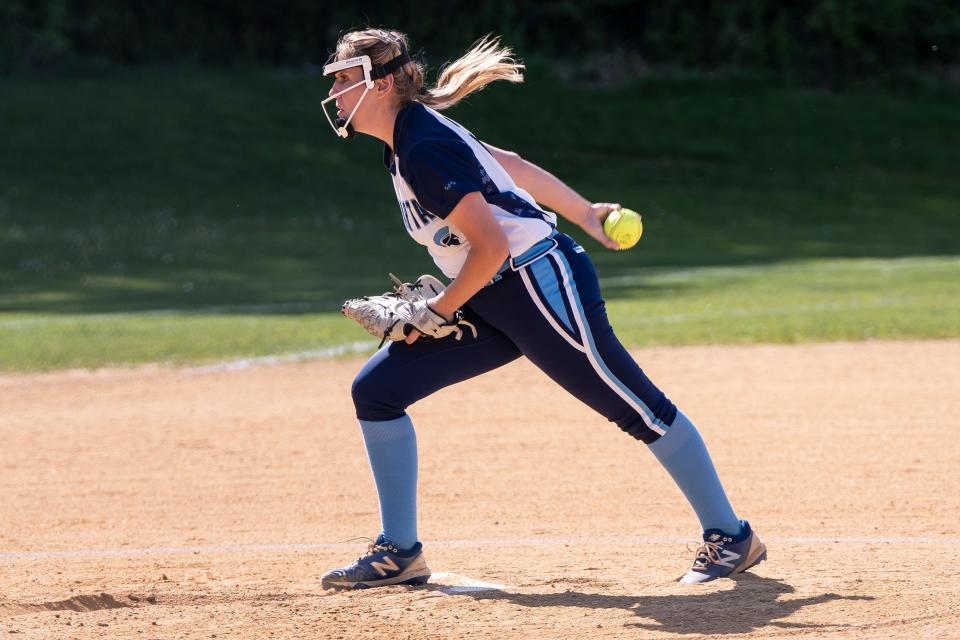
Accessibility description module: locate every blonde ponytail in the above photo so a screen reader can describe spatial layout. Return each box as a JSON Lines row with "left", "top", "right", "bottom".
{"left": 332, "top": 30, "right": 523, "bottom": 111}
{"left": 420, "top": 36, "right": 524, "bottom": 110}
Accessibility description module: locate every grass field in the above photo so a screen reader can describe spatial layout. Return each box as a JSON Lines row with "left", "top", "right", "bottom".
{"left": 1, "top": 64, "right": 958, "bottom": 371}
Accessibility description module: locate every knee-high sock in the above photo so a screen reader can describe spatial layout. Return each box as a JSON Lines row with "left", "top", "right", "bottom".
{"left": 358, "top": 415, "right": 418, "bottom": 550}
{"left": 648, "top": 410, "right": 742, "bottom": 535}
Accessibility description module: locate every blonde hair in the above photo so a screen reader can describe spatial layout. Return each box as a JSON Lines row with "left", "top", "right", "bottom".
{"left": 332, "top": 29, "right": 523, "bottom": 110}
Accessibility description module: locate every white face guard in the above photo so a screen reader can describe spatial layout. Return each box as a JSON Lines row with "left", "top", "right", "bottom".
{"left": 321, "top": 56, "right": 374, "bottom": 139}
{"left": 322, "top": 46, "right": 411, "bottom": 139}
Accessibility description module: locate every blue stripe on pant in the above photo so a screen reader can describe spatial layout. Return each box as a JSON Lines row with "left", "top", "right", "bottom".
{"left": 351, "top": 232, "right": 676, "bottom": 443}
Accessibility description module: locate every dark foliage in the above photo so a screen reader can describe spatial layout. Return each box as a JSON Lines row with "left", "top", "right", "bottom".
{"left": 2, "top": 0, "right": 958, "bottom": 84}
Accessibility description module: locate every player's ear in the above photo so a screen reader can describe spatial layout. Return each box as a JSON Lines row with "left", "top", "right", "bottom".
{"left": 376, "top": 76, "right": 394, "bottom": 95}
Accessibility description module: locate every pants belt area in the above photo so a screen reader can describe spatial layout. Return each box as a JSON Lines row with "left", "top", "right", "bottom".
{"left": 486, "top": 231, "right": 559, "bottom": 287}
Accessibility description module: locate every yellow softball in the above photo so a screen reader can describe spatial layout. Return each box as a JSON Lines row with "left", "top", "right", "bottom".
{"left": 602, "top": 208, "right": 643, "bottom": 250}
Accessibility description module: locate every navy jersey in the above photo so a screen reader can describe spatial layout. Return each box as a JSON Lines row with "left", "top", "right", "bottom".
{"left": 384, "top": 102, "right": 557, "bottom": 278}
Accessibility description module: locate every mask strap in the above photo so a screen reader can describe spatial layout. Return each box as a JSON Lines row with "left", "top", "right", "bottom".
{"left": 371, "top": 44, "right": 411, "bottom": 80}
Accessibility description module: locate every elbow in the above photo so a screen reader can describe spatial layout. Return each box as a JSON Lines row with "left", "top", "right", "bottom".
{"left": 489, "top": 229, "right": 510, "bottom": 264}
{"left": 502, "top": 148, "right": 522, "bottom": 165}
{"left": 491, "top": 146, "right": 524, "bottom": 176}
{"left": 484, "top": 142, "right": 522, "bottom": 169}
{"left": 501, "top": 150, "right": 524, "bottom": 177}
{"left": 497, "top": 239, "right": 510, "bottom": 264}
{"left": 478, "top": 227, "right": 510, "bottom": 265}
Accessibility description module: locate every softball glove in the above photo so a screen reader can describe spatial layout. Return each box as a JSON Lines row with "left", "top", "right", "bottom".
{"left": 342, "top": 274, "right": 478, "bottom": 347}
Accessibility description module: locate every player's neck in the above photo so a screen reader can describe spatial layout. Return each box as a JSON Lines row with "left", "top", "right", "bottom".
{"left": 363, "top": 102, "right": 403, "bottom": 151}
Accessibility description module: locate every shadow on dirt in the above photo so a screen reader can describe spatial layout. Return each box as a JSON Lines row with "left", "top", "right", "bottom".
{"left": 430, "top": 573, "right": 874, "bottom": 635}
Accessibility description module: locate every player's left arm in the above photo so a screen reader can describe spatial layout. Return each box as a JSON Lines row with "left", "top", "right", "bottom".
{"left": 483, "top": 142, "right": 619, "bottom": 250}
{"left": 405, "top": 191, "right": 508, "bottom": 344}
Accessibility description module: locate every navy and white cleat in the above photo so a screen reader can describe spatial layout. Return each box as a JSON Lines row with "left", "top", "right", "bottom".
{"left": 680, "top": 520, "right": 767, "bottom": 584}
{"left": 321, "top": 536, "right": 431, "bottom": 590}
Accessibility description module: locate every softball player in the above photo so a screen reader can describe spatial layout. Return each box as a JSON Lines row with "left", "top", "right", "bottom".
{"left": 320, "top": 29, "right": 765, "bottom": 588}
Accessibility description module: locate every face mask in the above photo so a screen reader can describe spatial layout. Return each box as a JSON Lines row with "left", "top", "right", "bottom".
{"left": 322, "top": 47, "right": 411, "bottom": 139}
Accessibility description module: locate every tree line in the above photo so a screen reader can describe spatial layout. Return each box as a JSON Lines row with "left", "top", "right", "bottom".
{"left": 2, "top": 0, "right": 957, "bottom": 85}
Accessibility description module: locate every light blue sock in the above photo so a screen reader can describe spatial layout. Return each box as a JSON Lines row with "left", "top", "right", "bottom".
{"left": 358, "top": 415, "right": 418, "bottom": 550}
{"left": 648, "top": 410, "right": 742, "bottom": 535}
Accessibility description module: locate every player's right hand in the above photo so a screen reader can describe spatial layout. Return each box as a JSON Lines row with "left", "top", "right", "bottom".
{"left": 579, "top": 202, "right": 622, "bottom": 250}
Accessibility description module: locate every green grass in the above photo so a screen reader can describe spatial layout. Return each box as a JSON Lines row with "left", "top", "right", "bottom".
{"left": 3, "top": 256, "right": 956, "bottom": 371}
{"left": 0, "top": 311, "right": 360, "bottom": 371}
{"left": 605, "top": 256, "right": 960, "bottom": 345}
{"left": 1, "top": 64, "right": 958, "bottom": 371}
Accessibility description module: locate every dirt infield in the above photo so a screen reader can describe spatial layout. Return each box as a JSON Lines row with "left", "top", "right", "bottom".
{"left": 1, "top": 340, "right": 958, "bottom": 639}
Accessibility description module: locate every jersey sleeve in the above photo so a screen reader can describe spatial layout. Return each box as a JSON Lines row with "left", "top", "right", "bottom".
{"left": 401, "top": 139, "right": 490, "bottom": 218}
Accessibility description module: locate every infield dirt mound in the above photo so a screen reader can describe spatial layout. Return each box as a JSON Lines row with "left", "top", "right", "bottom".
{"left": 0, "top": 340, "right": 958, "bottom": 638}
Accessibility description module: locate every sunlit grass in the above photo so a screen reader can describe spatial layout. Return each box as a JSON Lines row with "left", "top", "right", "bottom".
{"left": 2, "top": 256, "right": 955, "bottom": 372}
{"left": 1, "top": 66, "right": 957, "bottom": 370}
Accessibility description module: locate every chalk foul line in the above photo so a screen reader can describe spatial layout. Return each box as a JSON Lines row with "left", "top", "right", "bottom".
{"left": 2, "top": 534, "right": 959, "bottom": 561}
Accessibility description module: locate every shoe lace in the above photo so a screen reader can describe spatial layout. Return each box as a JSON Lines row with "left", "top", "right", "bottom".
{"left": 338, "top": 536, "right": 396, "bottom": 561}
{"left": 687, "top": 540, "right": 724, "bottom": 570}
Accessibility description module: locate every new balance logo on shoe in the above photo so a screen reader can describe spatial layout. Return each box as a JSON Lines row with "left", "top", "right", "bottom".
{"left": 715, "top": 549, "right": 742, "bottom": 568}
{"left": 370, "top": 556, "right": 400, "bottom": 577}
